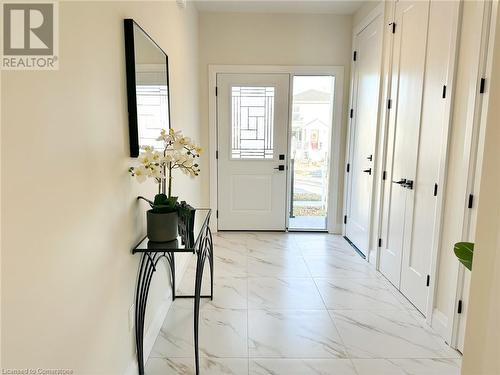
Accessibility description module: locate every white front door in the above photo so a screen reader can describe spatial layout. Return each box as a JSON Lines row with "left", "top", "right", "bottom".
{"left": 379, "top": 0, "right": 430, "bottom": 287}
{"left": 217, "top": 73, "right": 290, "bottom": 230}
{"left": 345, "top": 14, "right": 383, "bottom": 254}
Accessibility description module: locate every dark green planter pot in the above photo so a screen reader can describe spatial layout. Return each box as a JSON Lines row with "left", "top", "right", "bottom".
{"left": 147, "top": 210, "right": 178, "bottom": 242}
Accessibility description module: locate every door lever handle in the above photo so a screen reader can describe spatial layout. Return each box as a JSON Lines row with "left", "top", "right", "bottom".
{"left": 404, "top": 180, "right": 414, "bottom": 190}
{"left": 274, "top": 165, "right": 285, "bottom": 171}
{"left": 392, "top": 178, "right": 407, "bottom": 185}
{"left": 362, "top": 168, "right": 372, "bottom": 175}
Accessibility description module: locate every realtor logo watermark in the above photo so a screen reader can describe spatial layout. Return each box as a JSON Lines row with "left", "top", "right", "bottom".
{"left": 1, "top": 2, "right": 59, "bottom": 70}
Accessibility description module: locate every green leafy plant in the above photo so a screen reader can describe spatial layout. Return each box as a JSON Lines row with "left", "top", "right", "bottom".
{"left": 151, "top": 194, "right": 178, "bottom": 213}
{"left": 454, "top": 242, "right": 474, "bottom": 271}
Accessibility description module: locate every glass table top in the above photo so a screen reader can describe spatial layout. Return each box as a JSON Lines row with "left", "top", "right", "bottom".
{"left": 132, "top": 209, "right": 211, "bottom": 253}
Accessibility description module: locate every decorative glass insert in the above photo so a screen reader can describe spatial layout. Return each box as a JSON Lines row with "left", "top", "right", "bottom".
{"left": 231, "top": 86, "right": 275, "bottom": 159}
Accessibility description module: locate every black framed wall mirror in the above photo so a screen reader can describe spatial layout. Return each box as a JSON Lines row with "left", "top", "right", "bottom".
{"left": 124, "top": 19, "right": 171, "bottom": 157}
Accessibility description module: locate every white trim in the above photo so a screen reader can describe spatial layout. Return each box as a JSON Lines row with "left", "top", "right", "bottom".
{"left": 373, "top": 1, "right": 396, "bottom": 270}
{"left": 208, "top": 65, "right": 344, "bottom": 233}
{"left": 343, "top": 2, "right": 385, "bottom": 260}
{"left": 449, "top": 0, "right": 497, "bottom": 348}
{"left": 125, "top": 298, "right": 172, "bottom": 375}
{"left": 424, "top": 0, "right": 463, "bottom": 326}
{"left": 431, "top": 308, "right": 449, "bottom": 341}
{"left": 353, "top": 2, "right": 385, "bottom": 36}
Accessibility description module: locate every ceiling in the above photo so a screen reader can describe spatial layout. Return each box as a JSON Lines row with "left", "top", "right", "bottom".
{"left": 191, "top": 0, "right": 366, "bottom": 15}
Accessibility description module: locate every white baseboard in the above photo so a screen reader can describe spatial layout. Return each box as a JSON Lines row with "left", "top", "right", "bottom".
{"left": 431, "top": 308, "right": 449, "bottom": 341}
{"left": 124, "top": 252, "right": 194, "bottom": 375}
{"left": 368, "top": 248, "right": 378, "bottom": 266}
{"left": 329, "top": 224, "right": 343, "bottom": 235}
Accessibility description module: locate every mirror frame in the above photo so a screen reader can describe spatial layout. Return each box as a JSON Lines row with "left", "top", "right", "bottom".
{"left": 124, "top": 18, "right": 171, "bottom": 157}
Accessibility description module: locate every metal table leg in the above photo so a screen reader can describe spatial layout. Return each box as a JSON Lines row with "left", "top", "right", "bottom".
{"left": 135, "top": 252, "right": 157, "bottom": 375}
{"left": 193, "top": 226, "right": 214, "bottom": 374}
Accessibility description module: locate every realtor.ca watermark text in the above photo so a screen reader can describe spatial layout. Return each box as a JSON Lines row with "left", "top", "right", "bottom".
{"left": 2, "top": 56, "right": 57, "bottom": 68}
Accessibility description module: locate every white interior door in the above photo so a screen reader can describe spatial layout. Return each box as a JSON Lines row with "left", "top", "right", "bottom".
{"left": 345, "top": 14, "right": 383, "bottom": 254}
{"left": 400, "top": 0, "right": 458, "bottom": 313}
{"left": 379, "top": 0, "right": 430, "bottom": 288}
{"left": 217, "top": 73, "right": 290, "bottom": 230}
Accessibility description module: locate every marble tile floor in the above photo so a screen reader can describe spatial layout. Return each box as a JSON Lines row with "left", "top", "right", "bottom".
{"left": 147, "top": 232, "right": 461, "bottom": 375}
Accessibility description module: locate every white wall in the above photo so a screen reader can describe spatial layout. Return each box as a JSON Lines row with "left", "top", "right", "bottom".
{"left": 1, "top": 1, "right": 200, "bottom": 373}
{"left": 198, "top": 12, "right": 353, "bottom": 230}
{"left": 461, "top": 4, "right": 500, "bottom": 374}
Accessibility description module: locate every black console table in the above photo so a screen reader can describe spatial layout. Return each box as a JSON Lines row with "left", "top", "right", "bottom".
{"left": 132, "top": 209, "right": 213, "bottom": 375}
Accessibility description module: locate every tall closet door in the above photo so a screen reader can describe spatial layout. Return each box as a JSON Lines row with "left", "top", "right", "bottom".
{"left": 379, "top": 0, "right": 430, "bottom": 288}
{"left": 400, "top": 0, "right": 459, "bottom": 313}
{"left": 345, "top": 14, "right": 383, "bottom": 255}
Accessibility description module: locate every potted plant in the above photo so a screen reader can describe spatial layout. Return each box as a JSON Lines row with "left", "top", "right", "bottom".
{"left": 129, "top": 128, "right": 202, "bottom": 242}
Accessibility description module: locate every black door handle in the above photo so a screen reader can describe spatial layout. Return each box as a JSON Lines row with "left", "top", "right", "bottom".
{"left": 274, "top": 165, "right": 285, "bottom": 171}
{"left": 392, "top": 178, "right": 407, "bottom": 185}
{"left": 404, "top": 180, "right": 414, "bottom": 190}
{"left": 363, "top": 168, "right": 372, "bottom": 175}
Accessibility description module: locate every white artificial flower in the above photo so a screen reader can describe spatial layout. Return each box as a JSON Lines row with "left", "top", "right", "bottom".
{"left": 157, "top": 129, "right": 173, "bottom": 143}
{"left": 139, "top": 152, "right": 154, "bottom": 166}
{"left": 169, "top": 129, "right": 183, "bottom": 140}
{"left": 134, "top": 166, "right": 148, "bottom": 183}
{"left": 149, "top": 165, "right": 162, "bottom": 179}
{"left": 173, "top": 140, "right": 184, "bottom": 150}
{"left": 163, "top": 153, "right": 174, "bottom": 163}
{"left": 151, "top": 151, "right": 161, "bottom": 162}
{"left": 176, "top": 154, "right": 188, "bottom": 164}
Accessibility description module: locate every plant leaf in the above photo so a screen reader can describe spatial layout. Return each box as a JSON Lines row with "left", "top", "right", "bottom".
{"left": 454, "top": 242, "right": 474, "bottom": 271}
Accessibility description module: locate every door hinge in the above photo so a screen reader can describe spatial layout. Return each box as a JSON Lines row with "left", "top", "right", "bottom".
{"left": 387, "top": 99, "right": 392, "bottom": 109}
{"left": 378, "top": 238, "right": 382, "bottom": 248}
{"left": 346, "top": 163, "right": 350, "bottom": 173}
{"left": 479, "top": 78, "right": 486, "bottom": 94}
{"left": 434, "top": 183, "right": 438, "bottom": 197}
{"left": 426, "top": 275, "right": 430, "bottom": 287}
{"left": 344, "top": 215, "right": 347, "bottom": 224}
{"left": 216, "top": 210, "right": 219, "bottom": 218}
{"left": 349, "top": 108, "right": 354, "bottom": 118}
{"left": 382, "top": 171, "right": 387, "bottom": 181}
{"left": 457, "top": 300, "right": 463, "bottom": 314}
{"left": 215, "top": 86, "right": 218, "bottom": 96}
{"left": 468, "top": 194, "right": 474, "bottom": 209}
{"left": 353, "top": 51, "right": 357, "bottom": 61}
{"left": 442, "top": 85, "right": 447, "bottom": 99}
{"left": 216, "top": 150, "right": 219, "bottom": 159}
{"left": 390, "top": 22, "right": 396, "bottom": 34}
